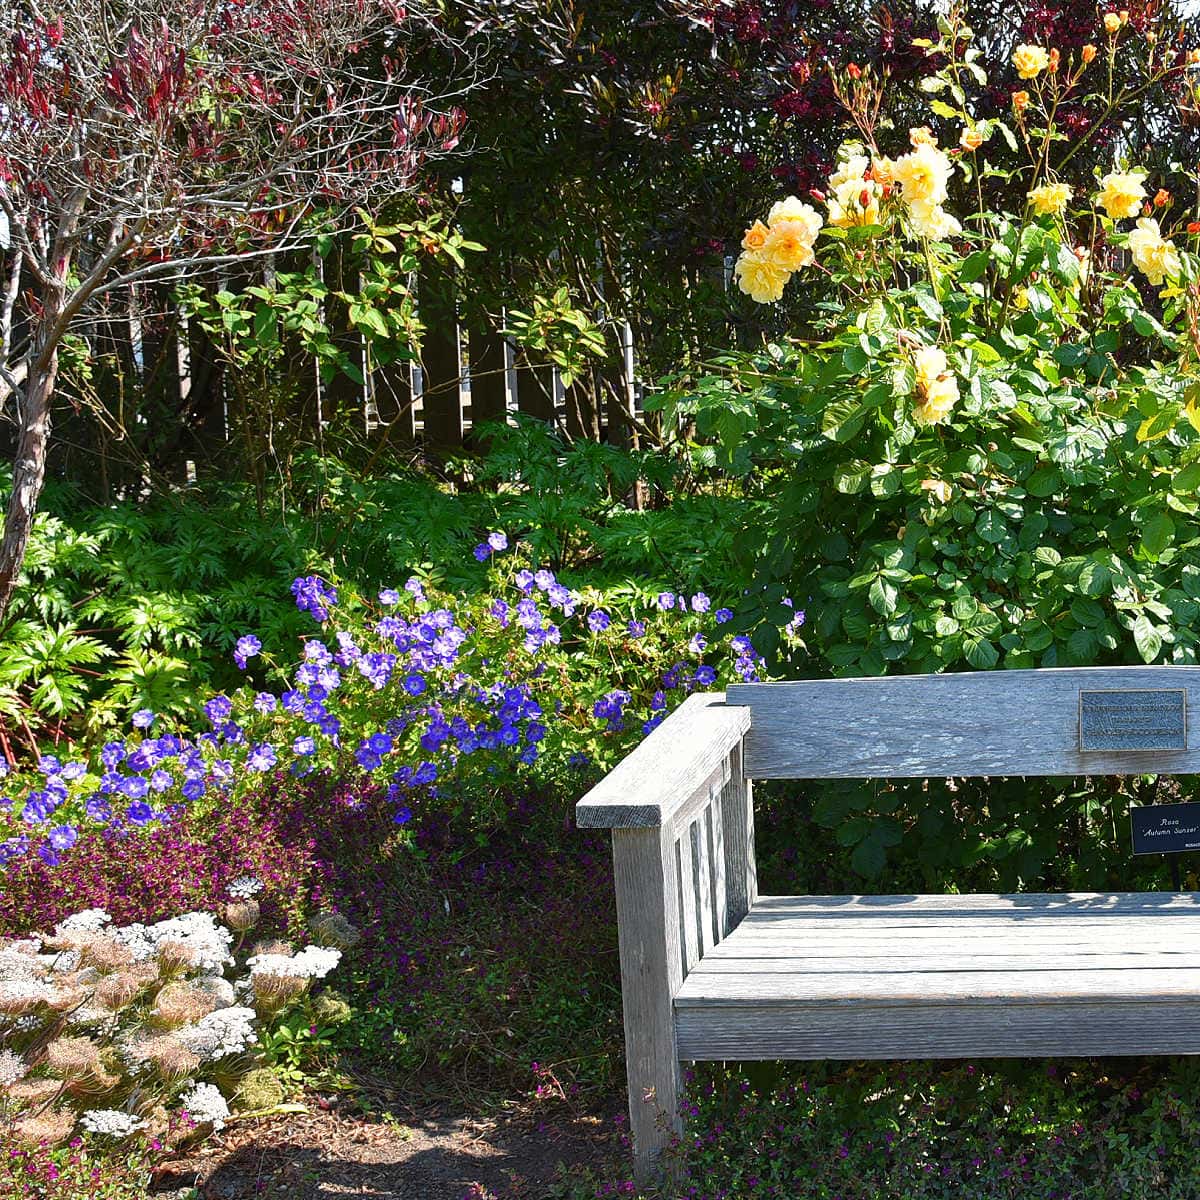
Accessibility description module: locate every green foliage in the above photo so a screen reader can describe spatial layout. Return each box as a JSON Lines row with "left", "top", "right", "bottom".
{"left": 503, "top": 286, "right": 607, "bottom": 387}
{"left": 258, "top": 1005, "right": 343, "bottom": 1092}
{"left": 0, "top": 429, "right": 756, "bottom": 752}
{"left": 658, "top": 196, "right": 1200, "bottom": 673}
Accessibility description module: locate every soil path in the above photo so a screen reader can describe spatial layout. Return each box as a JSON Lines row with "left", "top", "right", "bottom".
{"left": 157, "top": 1104, "right": 621, "bottom": 1200}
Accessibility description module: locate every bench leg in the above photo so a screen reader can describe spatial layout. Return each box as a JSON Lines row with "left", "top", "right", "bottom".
{"left": 611, "top": 827, "right": 685, "bottom": 1185}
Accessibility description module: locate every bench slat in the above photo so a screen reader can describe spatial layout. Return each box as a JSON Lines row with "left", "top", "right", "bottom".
{"left": 676, "top": 1001, "right": 1200, "bottom": 1060}
{"left": 676, "top": 826, "right": 700, "bottom": 976}
{"left": 690, "top": 953, "right": 1200, "bottom": 972}
{"left": 728, "top": 667, "right": 1200, "bottom": 778}
{"left": 747, "top": 892, "right": 1200, "bottom": 913}
{"left": 674, "top": 893, "right": 1200, "bottom": 1021}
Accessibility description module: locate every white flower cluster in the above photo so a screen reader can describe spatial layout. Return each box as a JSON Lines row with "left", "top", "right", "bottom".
{"left": 179, "top": 1081, "right": 231, "bottom": 1131}
{"left": 247, "top": 945, "right": 341, "bottom": 981}
{"left": 58, "top": 908, "right": 112, "bottom": 934}
{"left": 193, "top": 973, "right": 237, "bottom": 1008}
{"left": 0, "top": 978, "right": 58, "bottom": 1007}
{"left": 228, "top": 875, "right": 264, "bottom": 899}
{"left": 79, "top": 1108, "right": 145, "bottom": 1138}
{"left": 178, "top": 1005, "right": 258, "bottom": 1060}
{"left": 0, "top": 1048, "right": 27, "bottom": 1085}
{"left": 0, "top": 948, "right": 39, "bottom": 982}
{"left": 115, "top": 912, "right": 233, "bottom": 970}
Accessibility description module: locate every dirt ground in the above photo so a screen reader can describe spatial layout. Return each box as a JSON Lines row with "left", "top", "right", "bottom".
{"left": 152, "top": 1102, "right": 622, "bottom": 1200}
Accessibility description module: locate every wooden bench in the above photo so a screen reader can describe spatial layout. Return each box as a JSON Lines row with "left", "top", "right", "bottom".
{"left": 576, "top": 666, "right": 1200, "bottom": 1183}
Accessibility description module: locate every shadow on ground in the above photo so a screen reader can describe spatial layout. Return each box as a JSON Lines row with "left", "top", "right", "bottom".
{"left": 154, "top": 1104, "right": 621, "bottom": 1200}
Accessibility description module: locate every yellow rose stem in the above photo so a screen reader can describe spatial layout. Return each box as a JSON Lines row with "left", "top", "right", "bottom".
{"left": 920, "top": 237, "right": 950, "bottom": 341}
{"left": 1056, "top": 54, "right": 1173, "bottom": 173}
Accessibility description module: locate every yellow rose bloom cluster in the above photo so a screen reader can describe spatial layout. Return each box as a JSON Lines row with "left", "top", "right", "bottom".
{"left": 891, "top": 140, "right": 960, "bottom": 242}
{"left": 1096, "top": 170, "right": 1147, "bottom": 219}
{"left": 1013, "top": 44, "right": 1051, "bottom": 79}
{"left": 913, "top": 345, "right": 959, "bottom": 425}
{"left": 1027, "top": 181, "right": 1072, "bottom": 215}
{"left": 826, "top": 153, "right": 882, "bottom": 229}
{"left": 1128, "top": 217, "right": 1182, "bottom": 285}
{"left": 734, "top": 196, "right": 824, "bottom": 303}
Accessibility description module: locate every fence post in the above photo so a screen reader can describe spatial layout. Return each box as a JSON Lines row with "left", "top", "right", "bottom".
{"left": 515, "top": 352, "right": 556, "bottom": 424}
{"left": 465, "top": 313, "right": 508, "bottom": 443}
{"left": 418, "top": 262, "right": 463, "bottom": 447}
{"left": 369, "top": 354, "right": 416, "bottom": 445}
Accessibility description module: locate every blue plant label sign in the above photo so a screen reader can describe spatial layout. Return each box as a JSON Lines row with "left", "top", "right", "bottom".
{"left": 1078, "top": 689, "right": 1186, "bottom": 752}
{"left": 1131, "top": 802, "right": 1200, "bottom": 856}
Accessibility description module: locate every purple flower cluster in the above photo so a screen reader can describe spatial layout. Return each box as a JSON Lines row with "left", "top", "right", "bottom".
{"left": 2, "top": 534, "right": 777, "bottom": 872}
{"left": 291, "top": 575, "right": 338, "bottom": 622}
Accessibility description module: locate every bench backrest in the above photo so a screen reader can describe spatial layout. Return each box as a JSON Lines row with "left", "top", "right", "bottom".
{"left": 727, "top": 665, "right": 1200, "bottom": 780}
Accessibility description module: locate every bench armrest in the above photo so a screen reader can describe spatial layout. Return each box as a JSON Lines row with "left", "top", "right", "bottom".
{"left": 575, "top": 692, "right": 751, "bottom": 829}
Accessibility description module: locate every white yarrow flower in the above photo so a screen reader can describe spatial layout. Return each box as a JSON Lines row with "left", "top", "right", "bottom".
{"left": 247, "top": 945, "right": 341, "bottom": 980}
{"left": 80, "top": 1109, "right": 145, "bottom": 1138}
{"left": 178, "top": 1005, "right": 258, "bottom": 1060}
{"left": 0, "top": 978, "right": 58, "bottom": 1007}
{"left": 0, "top": 1048, "right": 27, "bottom": 1085}
{"left": 179, "top": 1081, "right": 231, "bottom": 1130}
{"left": 58, "top": 909, "right": 112, "bottom": 934}
{"left": 0, "top": 949, "right": 43, "bottom": 982}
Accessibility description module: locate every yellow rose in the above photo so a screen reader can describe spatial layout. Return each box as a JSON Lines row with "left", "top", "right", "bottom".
{"left": 872, "top": 156, "right": 896, "bottom": 187}
{"left": 959, "top": 127, "right": 986, "bottom": 152}
{"left": 826, "top": 156, "right": 882, "bottom": 228}
{"left": 828, "top": 152, "right": 870, "bottom": 191}
{"left": 1096, "top": 170, "right": 1147, "bottom": 219}
{"left": 913, "top": 345, "right": 948, "bottom": 392}
{"left": 1081, "top": 44, "right": 1097, "bottom": 63}
{"left": 734, "top": 251, "right": 790, "bottom": 304}
{"left": 909, "top": 126, "right": 938, "bottom": 148}
{"left": 766, "top": 196, "right": 824, "bottom": 240}
{"left": 1027, "top": 181, "right": 1072, "bottom": 215}
{"left": 915, "top": 373, "right": 959, "bottom": 425}
{"left": 762, "top": 219, "right": 819, "bottom": 271}
{"left": 828, "top": 180, "right": 881, "bottom": 229}
{"left": 891, "top": 142, "right": 953, "bottom": 207}
{"left": 913, "top": 346, "right": 959, "bottom": 425}
{"left": 741, "top": 220, "right": 770, "bottom": 252}
{"left": 1128, "top": 217, "right": 1182, "bottom": 285}
{"left": 1013, "top": 44, "right": 1051, "bottom": 79}
{"left": 1103, "top": 12, "right": 1121, "bottom": 33}
{"left": 905, "top": 199, "right": 961, "bottom": 241}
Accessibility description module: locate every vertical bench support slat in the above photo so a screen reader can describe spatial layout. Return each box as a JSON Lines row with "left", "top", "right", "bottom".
{"left": 693, "top": 816, "right": 715, "bottom": 958}
{"left": 677, "top": 825, "right": 700, "bottom": 975}
{"left": 720, "top": 742, "right": 757, "bottom": 933}
{"left": 705, "top": 801, "right": 724, "bottom": 947}
{"left": 611, "top": 826, "right": 684, "bottom": 1183}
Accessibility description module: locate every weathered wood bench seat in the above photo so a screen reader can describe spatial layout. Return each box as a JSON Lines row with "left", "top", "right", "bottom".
{"left": 576, "top": 667, "right": 1200, "bottom": 1183}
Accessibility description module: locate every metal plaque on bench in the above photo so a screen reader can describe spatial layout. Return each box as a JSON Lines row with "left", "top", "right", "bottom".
{"left": 1079, "top": 688, "right": 1187, "bottom": 752}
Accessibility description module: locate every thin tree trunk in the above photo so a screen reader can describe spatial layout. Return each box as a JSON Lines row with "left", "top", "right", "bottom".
{"left": 0, "top": 318, "right": 60, "bottom": 621}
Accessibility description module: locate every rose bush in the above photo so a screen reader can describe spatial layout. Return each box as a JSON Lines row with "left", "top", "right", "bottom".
{"left": 662, "top": 9, "right": 1200, "bottom": 675}
{"left": 653, "top": 10, "right": 1200, "bottom": 883}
